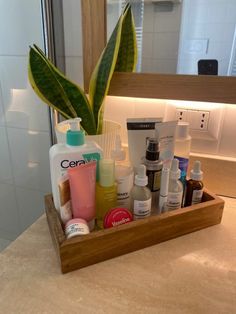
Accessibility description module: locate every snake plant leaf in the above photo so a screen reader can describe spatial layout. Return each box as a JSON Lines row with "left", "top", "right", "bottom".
{"left": 28, "top": 46, "right": 76, "bottom": 119}
{"left": 31, "top": 45, "right": 96, "bottom": 135}
{"left": 89, "top": 7, "right": 128, "bottom": 134}
{"left": 115, "top": 4, "right": 137, "bottom": 72}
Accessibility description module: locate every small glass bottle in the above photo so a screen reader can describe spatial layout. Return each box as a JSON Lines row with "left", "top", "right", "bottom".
{"left": 96, "top": 159, "right": 117, "bottom": 229}
{"left": 130, "top": 165, "right": 152, "bottom": 220}
{"left": 185, "top": 160, "right": 204, "bottom": 206}
{"left": 142, "top": 138, "right": 163, "bottom": 212}
{"left": 166, "top": 158, "right": 183, "bottom": 211}
{"left": 111, "top": 135, "right": 134, "bottom": 210}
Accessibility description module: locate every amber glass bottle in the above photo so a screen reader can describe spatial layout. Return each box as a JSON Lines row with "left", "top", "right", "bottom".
{"left": 185, "top": 161, "right": 204, "bottom": 207}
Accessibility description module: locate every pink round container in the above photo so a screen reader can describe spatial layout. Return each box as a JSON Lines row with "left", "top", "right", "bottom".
{"left": 103, "top": 207, "right": 133, "bottom": 229}
{"left": 65, "top": 218, "right": 90, "bottom": 239}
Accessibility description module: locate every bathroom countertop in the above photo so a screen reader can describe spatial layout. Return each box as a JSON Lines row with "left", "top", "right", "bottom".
{"left": 0, "top": 197, "right": 236, "bottom": 314}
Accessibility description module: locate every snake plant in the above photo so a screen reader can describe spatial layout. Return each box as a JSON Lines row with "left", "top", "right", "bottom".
{"left": 28, "top": 3, "right": 137, "bottom": 135}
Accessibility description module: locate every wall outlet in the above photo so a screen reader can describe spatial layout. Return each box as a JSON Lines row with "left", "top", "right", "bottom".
{"left": 175, "top": 107, "right": 224, "bottom": 140}
{"left": 189, "top": 110, "right": 210, "bottom": 131}
{"left": 175, "top": 108, "right": 189, "bottom": 122}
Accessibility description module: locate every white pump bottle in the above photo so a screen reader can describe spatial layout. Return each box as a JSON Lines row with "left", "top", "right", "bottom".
{"left": 49, "top": 118, "right": 103, "bottom": 211}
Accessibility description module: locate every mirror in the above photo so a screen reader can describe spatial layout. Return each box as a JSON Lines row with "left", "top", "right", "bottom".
{"left": 107, "top": 0, "right": 236, "bottom": 76}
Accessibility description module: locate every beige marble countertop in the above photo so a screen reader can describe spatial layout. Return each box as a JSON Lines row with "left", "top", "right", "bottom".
{"left": 1, "top": 197, "right": 236, "bottom": 314}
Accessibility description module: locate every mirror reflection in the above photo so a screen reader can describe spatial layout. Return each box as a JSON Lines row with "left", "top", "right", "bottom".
{"left": 107, "top": 0, "right": 236, "bottom": 76}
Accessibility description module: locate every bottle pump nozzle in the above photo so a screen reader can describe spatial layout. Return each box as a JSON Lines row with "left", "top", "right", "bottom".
{"left": 66, "top": 118, "right": 85, "bottom": 146}
{"left": 68, "top": 118, "right": 81, "bottom": 131}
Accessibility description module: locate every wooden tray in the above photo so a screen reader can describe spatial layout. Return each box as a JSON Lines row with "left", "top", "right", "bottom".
{"left": 45, "top": 190, "right": 224, "bottom": 274}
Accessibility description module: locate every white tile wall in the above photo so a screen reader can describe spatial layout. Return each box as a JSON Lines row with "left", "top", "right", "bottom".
{"left": 7, "top": 128, "right": 51, "bottom": 193}
{"left": 142, "top": 2, "right": 181, "bottom": 74}
{"left": 178, "top": 0, "right": 236, "bottom": 75}
{"left": 218, "top": 105, "right": 236, "bottom": 157}
{"left": 104, "top": 96, "right": 167, "bottom": 145}
{"left": 16, "top": 187, "right": 46, "bottom": 232}
{"left": 0, "top": 183, "right": 20, "bottom": 240}
{"left": 63, "top": 0, "right": 83, "bottom": 57}
{"left": 0, "top": 0, "right": 43, "bottom": 55}
{"left": 0, "top": 0, "right": 51, "bottom": 241}
{"left": 65, "top": 57, "right": 84, "bottom": 87}
{"left": 0, "top": 126, "right": 14, "bottom": 185}
{"left": 0, "top": 238, "right": 11, "bottom": 252}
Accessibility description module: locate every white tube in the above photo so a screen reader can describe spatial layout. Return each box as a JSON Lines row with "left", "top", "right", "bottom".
{"left": 159, "top": 167, "right": 170, "bottom": 213}
{"left": 155, "top": 121, "right": 177, "bottom": 168}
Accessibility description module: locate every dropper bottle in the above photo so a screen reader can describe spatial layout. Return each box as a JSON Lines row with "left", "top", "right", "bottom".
{"left": 185, "top": 160, "right": 204, "bottom": 206}
{"left": 111, "top": 135, "right": 134, "bottom": 209}
{"left": 130, "top": 164, "right": 152, "bottom": 220}
{"left": 166, "top": 158, "right": 183, "bottom": 211}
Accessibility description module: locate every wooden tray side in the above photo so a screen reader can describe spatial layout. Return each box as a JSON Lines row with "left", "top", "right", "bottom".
{"left": 45, "top": 195, "right": 65, "bottom": 264}
{"left": 56, "top": 192, "right": 224, "bottom": 273}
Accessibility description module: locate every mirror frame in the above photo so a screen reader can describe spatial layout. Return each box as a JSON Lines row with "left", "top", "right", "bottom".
{"left": 81, "top": 0, "right": 236, "bottom": 104}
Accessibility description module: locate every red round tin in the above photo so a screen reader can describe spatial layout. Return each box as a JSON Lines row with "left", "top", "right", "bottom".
{"left": 103, "top": 207, "right": 133, "bottom": 229}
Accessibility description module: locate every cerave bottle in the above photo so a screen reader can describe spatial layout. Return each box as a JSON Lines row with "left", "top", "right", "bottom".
{"left": 49, "top": 118, "right": 102, "bottom": 211}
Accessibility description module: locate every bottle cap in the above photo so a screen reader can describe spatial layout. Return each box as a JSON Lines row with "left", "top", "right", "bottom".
{"left": 190, "top": 160, "right": 203, "bottom": 181}
{"left": 66, "top": 118, "right": 85, "bottom": 146}
{"left": 135, "top": 164, "right": 148, "bottom": 186}
{"left": 99, "top": 159, "right": 115, "bottom": 187}
{"left": 176, "top": 122, "right": 190, "bottom": 140}
{"left": 170, "top": 158, "right": 181, "bottom": 180}
{"left": 145, "top": 138, "right": 160, "bottom": 161}
{"left": 111, "top": 135, "right": 126, "bottom": 161}
{"left": 103, "top": 207, "right": 133, "bottom": 229}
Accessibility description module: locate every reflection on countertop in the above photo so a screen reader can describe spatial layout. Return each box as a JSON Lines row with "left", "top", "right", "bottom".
{"left": 0, "top": 196, "right": 236, "bottom": 314}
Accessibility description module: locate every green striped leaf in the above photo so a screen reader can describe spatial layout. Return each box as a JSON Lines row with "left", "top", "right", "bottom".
{"left": 115, "top": 4, "right": 137, "bottom": 72}
{"left": 32, "top": 45, "right": 96, "bottom": 134}
{"left": 89, "top": 11, "right": 126, "bottom": 134}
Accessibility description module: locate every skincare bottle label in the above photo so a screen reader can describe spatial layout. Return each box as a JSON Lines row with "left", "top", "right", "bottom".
{"left": 166, "top": 192, "right": 183, "bottom": 210}
{"left": 116, "top": 173, "right": 134, "bottom": 208}
{"left": 191, "top": 189, "right": 203, "bottom": 205}
{"left": 147, "top": 169, "right": 162, "bottom": 192}
{"left": 133, "top": 199, "right": 151, "bottom": 219}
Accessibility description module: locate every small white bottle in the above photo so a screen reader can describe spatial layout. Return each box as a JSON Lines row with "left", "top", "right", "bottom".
{"left": 159, "top": 167, "right": 170, "bottom": 213}
{"left": 166, "top": 158, "right": 183, "bottom": 211}
{"left": 130, "top": 165, "right": 152, "bottom": 220}
{"left": 174, "top": 122, "right": 191, "bottom": 184}
{"left": 111, "top": 135, "right": 134, "bottom": 209}
{"left": 50, "top": 118, "right": 103, "bottom": 212}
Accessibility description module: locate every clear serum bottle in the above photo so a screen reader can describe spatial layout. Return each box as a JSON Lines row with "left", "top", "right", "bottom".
{"left": 185, "top": 160, "right": 204, "bottom": 206}
{"left": 142, "top": 138, "right": 163, "bottom": 211}
{"left": 111, "top": 135, "right": 134, "bottom": 210}
{"left": 166, "top": 158, "right": 183, "bottom": 211}
{"left": 96, "top": 159, "right": 117, "bottom": 229}
{"left": 130, "top": 165, "right": 152, "bottom": 220}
